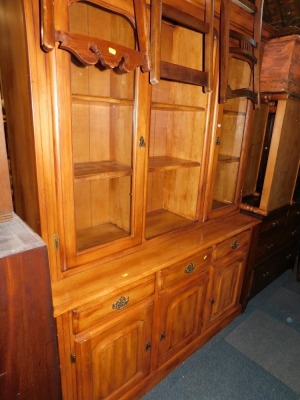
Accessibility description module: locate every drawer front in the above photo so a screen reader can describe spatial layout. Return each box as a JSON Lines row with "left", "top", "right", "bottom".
{"left": 260, "top": 213, "right": 287, "bottom": 234}
{"left": 213, "top": 230, "right": 251, "bottom": 261}
{"left": 159, "top": 247, "right": 212, "bottom": 291}
{"left": 251, "top": 244, "right": 298, "bottom": 297}
{"left": 72, "top": 275, "right": 155, "bottom": 334}
{"left": 255, "top": 229, "right": 289, "bottom": 261}
{"left": 287, "top": 205, "right": 300, "bottom": 228}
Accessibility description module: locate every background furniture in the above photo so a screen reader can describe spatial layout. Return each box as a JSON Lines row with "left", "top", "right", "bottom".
{"left": 0, "top": 91, "right": 61, "bottom": 399}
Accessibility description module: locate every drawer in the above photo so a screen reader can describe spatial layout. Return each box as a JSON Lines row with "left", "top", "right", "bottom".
{"left": 158, "top": 247, "right": 212, "bottom": 291}
{"left": 255, "top": 229, "right": 289, "bottom": 261}
{"left": 287, "top": 205, "right": 300, "bottom": 228}
{"left": 251, "top": 244, "right": 297, "bottom": 297}
{"left": 72, "top": 275, "right": 155, "bottom": 334}
{"left": 213, "top": 230, "right": 251, "bottom": 261}
{"left": 260, "top": 212, "right": 287, "bottom": 234}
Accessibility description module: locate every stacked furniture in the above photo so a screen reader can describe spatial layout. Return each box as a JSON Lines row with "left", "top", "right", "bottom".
{"left": 241, "top": 35, "right": 300, "bottom": 305}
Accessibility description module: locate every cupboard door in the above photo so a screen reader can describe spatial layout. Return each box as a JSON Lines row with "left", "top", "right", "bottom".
{"left": 208, "top": 59, "right": 251, "bottom": 215}
{"left": 145, "top": 20, "right": 210, "bottom": 239}
{"left": 52, "top": 1, "right": 148, "bottom": 268}
{"left": 157, "top": 270, "right": 209, "bottom": 365}
{"left": 73, "top": 303, "right": 153, "bottom": 400}
{"left": 205, "top": 251, "right": 246, "bottom": 328}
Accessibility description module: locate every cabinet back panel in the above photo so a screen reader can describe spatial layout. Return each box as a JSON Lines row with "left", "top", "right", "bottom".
{"left": 213, "top": 162, "right": 239, "bottom": 204}
{"left": 74, "top": 177, "right": 131, "bottom": 231}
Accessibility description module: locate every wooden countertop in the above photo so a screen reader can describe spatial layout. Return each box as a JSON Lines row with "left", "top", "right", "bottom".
{"left": 52, "top": 212, "right": 260, "bottom": 316}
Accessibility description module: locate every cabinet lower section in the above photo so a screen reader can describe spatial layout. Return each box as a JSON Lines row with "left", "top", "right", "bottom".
{"left": 54, "top": 217, "right": 255, "bottom": 400}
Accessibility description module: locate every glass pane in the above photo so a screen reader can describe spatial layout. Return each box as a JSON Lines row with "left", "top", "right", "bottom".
{"left": 212, "top": 59, "right": 251, "bottom": 210}
{"left": 69, "top": 3, "right": 135, "bottom": 251}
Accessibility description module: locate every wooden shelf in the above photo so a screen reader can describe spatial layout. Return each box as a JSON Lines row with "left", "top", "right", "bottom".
{"left": 72, "top": 94, "right": 133, "bottom": 106}
{"left": 218, "top": 154, "right": 240, "bottom": 163}
{"left": 77, "top": 222, "right": 130, "bottom": 252}
{"left": 223, "top": 110, "right": 247, "bottom": 116}
{"left": 145, "top": 209, "right": 194, "bottom": 239}
{"left": 148, "top": 156, "right": 200, "bottom": 173}
{"left": 152, "top": 102, "right": 205, "bottom": 112}
{"left": 74, "top": 161, "right": 132, "bottom": 181}
{"left": 212, "top": 199, "right": 232, "bottom": 209}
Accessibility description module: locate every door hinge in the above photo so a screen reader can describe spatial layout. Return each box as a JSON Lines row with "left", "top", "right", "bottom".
{"left": 54, "top": 234, "right": 60, "bottom": 251}
{"left": 70, "top": 352, "right": 76, "bottom": 364}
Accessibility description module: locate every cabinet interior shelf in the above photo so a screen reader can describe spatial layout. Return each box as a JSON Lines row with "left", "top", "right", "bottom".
{"left": 212, "top": 199, "right": 232, "bottom": 209}
{"left": 148, "top": 156, "right": 200, "bottom": 173}
{"left": 218, "top": 154, "right": 240, "bottom": 163}
{"left": 77, "top": 223, "right": 130, "bottom": 252}
{"left": 146, "top": 209, "right": 194, "bottom": 239}
{"left": 152, "top": 102, "right": 205, "bottom": 112}
{"left": 74, "top": 161, "right": 132, "bottom": 181}
{"left": 72, "top": 94, "right": 133, "bottom": 106}
{"left": 223, "top": 110, "right": 247, "bottom": 116}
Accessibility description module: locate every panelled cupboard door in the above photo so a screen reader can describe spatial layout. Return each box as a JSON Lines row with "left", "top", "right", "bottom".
{"left": 204, "top": 251, "right": 246, "bottom": 328}
{"left": 157, "top": 270, "right": 209, "bottom": 365}
{"left": 73, "top": 303, "right": 153, "bottom": 400}
{"left": 51, "top": 1, "right": 148, "bottom": 269}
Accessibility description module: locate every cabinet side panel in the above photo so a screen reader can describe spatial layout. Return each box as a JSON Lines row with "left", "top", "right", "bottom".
{"left": 261, "top": 99, "right": 300, "bottom": 211}
{"left": 0, "top": 0, "right": 40, "bottom": 233}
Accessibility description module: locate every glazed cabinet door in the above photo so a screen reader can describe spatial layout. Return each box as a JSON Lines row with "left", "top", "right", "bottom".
{"left": 206, "top": 58, "right": 252, "bottom": 218}
{"left": 73, "top": 303, "right": 153, "bottom": 400}
{"left": 157, "top": 270, "right": 210, "bottom": 365}
{"left": 204, "top": 251, "right": 246, "bottom": 328}
{"left": 49, "top": 0, "right": 149, "bottom": 269}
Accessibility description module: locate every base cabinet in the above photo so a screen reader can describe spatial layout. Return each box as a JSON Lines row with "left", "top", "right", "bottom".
{"left": 56, "top": 223, "right": 254, "bottom": 400}
{"left": 72, "top": 302, "right": 153, "bottom": 400}
{"left": 205, "top": 251, "right": 247, "bottom": 329}
{"left": 157, "top": 269, "right": 210, "bottom": 365}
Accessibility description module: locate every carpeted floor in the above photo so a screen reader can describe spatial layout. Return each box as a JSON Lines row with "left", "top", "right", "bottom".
{"left": 142, "top": 268, "right": 300, "bottom": 400}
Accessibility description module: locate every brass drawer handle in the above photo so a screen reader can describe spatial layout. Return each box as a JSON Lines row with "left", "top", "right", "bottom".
{"left": 272, "top": 220, "right": 279, "bottom": 227}
{"left": 112, "top": 296, "right": 129, "bottom": 310}
{"left": 184, "top": 263, "right": 196, "bottom": 274}
{"left": 231, "top": 240, "right": 239, "bottom": 249}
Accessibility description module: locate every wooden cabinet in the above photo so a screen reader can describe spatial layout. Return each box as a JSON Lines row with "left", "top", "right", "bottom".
{"left": 0, "top": 216, "right": 61, "bottom": 400}
{"left": 0, "top": 0, "right": 263, "bottom": 399}
{"left": 241, "top": 206, "right": 300, "bottom": 304}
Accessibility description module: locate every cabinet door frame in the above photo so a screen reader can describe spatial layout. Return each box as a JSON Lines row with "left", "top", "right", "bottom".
{"left": 204, "top": 250, "right": 247, "bottom": 328}
{"left": 49, "top": 1, "right": 150, "bottom": 270}
{"left": 72, "top": 301, "right": 153, "bottom": 400}
{"left": 157, "top": 270, "right": 209, "bottom": 365}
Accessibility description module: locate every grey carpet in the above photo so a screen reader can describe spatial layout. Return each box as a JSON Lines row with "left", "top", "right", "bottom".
{"left": 142, "top": 269, "right": 300, "bottom": 400}
{"left": 225, "top": 309, "right": 300, "bottom": 394}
